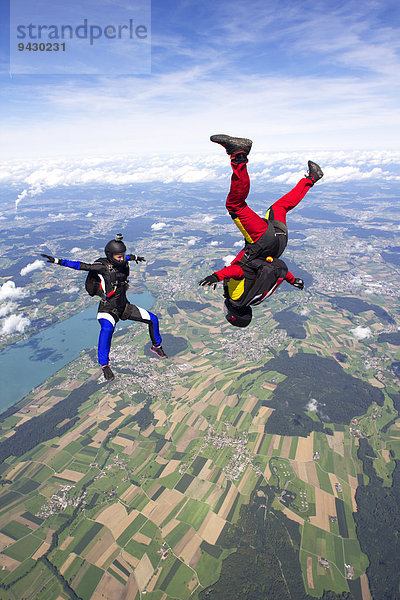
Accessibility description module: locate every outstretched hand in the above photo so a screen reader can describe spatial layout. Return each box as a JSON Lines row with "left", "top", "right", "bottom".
{"left": 293, "top": 278, "right": 304, "bottom": 290}
{"left": 41, "top": 253, "right": 55, "bottom": 263}
{"left": 198, "top": 274, "right": 219, "bottom": 289}
{"left": 135, "top": 256, "right": 145, "bottom": 263}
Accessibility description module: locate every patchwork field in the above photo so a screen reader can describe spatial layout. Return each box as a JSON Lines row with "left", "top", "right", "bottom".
{"left": 1, "top": 220, "right": 399, "bottom": 600}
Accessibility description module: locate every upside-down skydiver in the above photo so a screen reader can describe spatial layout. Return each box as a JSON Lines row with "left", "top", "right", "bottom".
{"left": 198, "top": 135, "right": 324, "bottom": 327}
{"left": 41, "top": 234, "right": 167, "bottom": 381}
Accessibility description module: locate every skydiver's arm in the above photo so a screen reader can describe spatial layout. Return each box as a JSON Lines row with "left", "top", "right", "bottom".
{"left": 285, "top": 271, "right": 296, "bottom": 284}
{"left": 212, "top": 247, "right": 246, "bottom": 281}
{"left": 285, "top": 271, "right": 304, "bottom": 289}
{"left": 214, "top": 264, "right": 244, "bottom": 281}
{"left": 126, "top": 254, "right": 145, "bottom": 263}
{"left": 41, "top": 255, "right": 107, "bottom": 272}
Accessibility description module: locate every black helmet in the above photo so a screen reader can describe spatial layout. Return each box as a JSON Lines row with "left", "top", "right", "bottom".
{"left": 105, "top": 233, "right": 127, "bottom": 265}
{"left": 224, "top": 300, "right": 252, "bottom": 328}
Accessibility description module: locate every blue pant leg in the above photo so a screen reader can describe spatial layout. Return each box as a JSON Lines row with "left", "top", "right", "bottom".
{"left": 97, "top": 315, "right": 115, "bottom": 366}
{"left": 147, "top": 311, "right": 162, "bottom": 346}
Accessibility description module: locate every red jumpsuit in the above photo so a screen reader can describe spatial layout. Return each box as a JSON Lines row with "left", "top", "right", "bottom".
{"left": 214, "top": 161, "right": 313, "bottom": 285}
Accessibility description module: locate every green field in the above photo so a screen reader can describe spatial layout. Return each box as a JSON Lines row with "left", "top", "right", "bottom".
{"left": 301, "top": 524, "right": 349, "bottom": 596}
{"left": 158, "top": 558, "right": 194, "bottom": 600}
{"left": 73, "top": 521, "right": 103, "bottom": 555}
{"left": 315, "top": 464, "right": 333, "bottom": 493}
{"left": 175, "top": 497, "right": 208, "bottom": 530}
{"left": 75, "top": 564, "right": 104, "bottom": 600}
{"left": 117, "top": 513, "right": 148, "bottom": 546}
{"left": 0, "top": 226, "right": 397, "bottom": 600}
{"left": 0, "top": 520, "right": 32, "bottom": 540}
{"left": 166, "top": 521, "right": 192, "bottom": 549}
{"left": 3, "top": 534, "right": 43, "bottom": 562}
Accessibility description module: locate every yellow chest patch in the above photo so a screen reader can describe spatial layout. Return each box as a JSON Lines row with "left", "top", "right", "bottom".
{"left": 227, "top": 277, "right": 245, "bottom": 300}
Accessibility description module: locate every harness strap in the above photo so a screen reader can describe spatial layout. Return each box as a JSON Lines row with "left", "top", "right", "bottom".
{"left": 237, "top": 219, "right": 288, "bottom": 266}
{"left": 96, "top": 258, "right": 128, "bottom": 298}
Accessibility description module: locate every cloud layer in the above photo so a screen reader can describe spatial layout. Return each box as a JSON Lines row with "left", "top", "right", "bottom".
{"left": 0, "top": 150, "right": 398, "bottom": 202}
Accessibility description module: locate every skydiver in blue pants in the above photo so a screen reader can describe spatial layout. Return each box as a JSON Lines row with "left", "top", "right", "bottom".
{"left": 41, "top": 234, "right": 167, "bottom": 381}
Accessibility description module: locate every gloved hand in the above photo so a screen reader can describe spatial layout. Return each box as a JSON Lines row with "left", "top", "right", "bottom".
{"left": 129, "top": 255, "right": 145, "bottom": 263}
{"left": 198, "top": 274, "right": 219, "bottom": 289}
{"left": 293, "top": 278, "right": 304, "bottom": 290}
{"left": 41, "top": 254, "right": 55, "bottom": 263}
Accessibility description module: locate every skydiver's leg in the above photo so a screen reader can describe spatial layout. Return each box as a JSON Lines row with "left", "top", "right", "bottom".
{"left": 97, "top": 312, "right": 117, "bottom": 380}
{"left": 226, "top": 162, "right": 268, "bottom": 243}
{"left": 121, "top": 303, "right": 162, "bottom": 347}
{"left": 266, "top": 178, "right": 313, "bottom": 225}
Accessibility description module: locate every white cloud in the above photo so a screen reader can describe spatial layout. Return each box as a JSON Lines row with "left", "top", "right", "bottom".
{"left": 305, "top": 398, "right": 318, "bottom": 412}
{"left": 0, "top": 302, "right": 17, "bottom": 317}
{"left": 188, "top": 239, "right": 196, "bottom": 246}
{"left": 233, "top": 240, "right": 244, "bottom": 247}
{"left": 323, "top": 165, "right": 387, "bottom": 184}
{"left": 350, "top": 275, "right": 363, "bottom": 287}
{"left": 203, "top": 215, "right": 214, "bottom": 223}
{"left": 65, "top": 286, "right": 79, "bottom": 294}
{"left": 223, "top": 255, "right": 236, "bottom": 266}
{"left": 1, "top": 314, "right": 30, "bottom": 335}
{"left": 0, "top": 281, "right": 29, "bottom": 301}
{"left": 48, "top": 212, "right": 67, "bottom": 219}
{"left": 71, "top": 247, "right": 82, "bottom": 254}
{"left": 151, "top": 222, "right": 167, "bottom": 231}
{"left": 170, "top": 165, "right": 212, "bottom": 183}
{"left": 210, "top": 241, "right": 220, "bottom": 246}
{"left": 20, "top": 259, "right": 45, "bottom": 276}
{"left": 350, "top": 326, "right": 372, "bottom": 340}
{"left": 86, "top": 212, "right": 93, "bottom": 217}
{"left": 300, "top": 308, "right": 309, "bottom": 316}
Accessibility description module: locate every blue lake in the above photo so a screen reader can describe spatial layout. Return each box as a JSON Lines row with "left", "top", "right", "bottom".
{"left": 0, "top": 292, "right": 153, "bottom": 413}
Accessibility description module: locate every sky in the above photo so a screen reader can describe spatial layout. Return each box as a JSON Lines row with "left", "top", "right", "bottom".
{"left": 0, "top": 0, "right": 399, "bottom": 160}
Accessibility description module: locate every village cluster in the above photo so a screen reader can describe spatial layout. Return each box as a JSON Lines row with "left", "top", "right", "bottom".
{"left": 201, "top": 424, "right": 262, "bottom": 480}
{"left": 36, "top": 485, "right": 87, "bottom": 519}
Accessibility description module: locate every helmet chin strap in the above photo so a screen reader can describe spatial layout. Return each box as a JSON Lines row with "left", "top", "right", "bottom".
{"left": 109, "top": 256, "right": 127, "bottom": 268}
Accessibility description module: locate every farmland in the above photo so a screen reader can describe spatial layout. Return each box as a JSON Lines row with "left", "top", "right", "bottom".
{"left": 0, "top": 206, "right": 399, "bottom": 599}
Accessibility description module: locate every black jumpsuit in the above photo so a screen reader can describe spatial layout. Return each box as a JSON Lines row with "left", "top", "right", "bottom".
{"left": 58, "top": 255, "right": 162, "bottom": 366}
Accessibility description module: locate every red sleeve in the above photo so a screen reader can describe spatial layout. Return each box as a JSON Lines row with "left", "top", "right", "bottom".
{"left": 285, "top": 270, "right": 295, "bottom": 284}
{"left": 215, "top": 263, "right": 244, "bottom": 281}
{"left": 214, "top": 248, "right": 245, "bottom": 281}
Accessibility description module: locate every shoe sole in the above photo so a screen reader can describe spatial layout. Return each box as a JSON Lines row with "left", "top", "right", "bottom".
{"left": 210, "top": 134, "right": 252, "bottom": 153}
{"left": 308, "top": 161, "right": 323, "bottom": 179}
{"left": 102, "top": 369, "right": 115, "bottom": 381}
{"left": 150, "top": 348, "right": 167, "bottom": 359}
